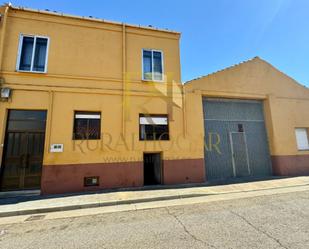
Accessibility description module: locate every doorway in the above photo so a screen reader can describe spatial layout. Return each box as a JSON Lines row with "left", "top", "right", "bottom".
{"left": 0, "top": 110, "right": 47, "bottom": 191}
{"left": 143, "top": 153, "right": 162, "bottom": 185}
{"left": 203, "top": 98, "right": 272, "bottom": 181}
{"left": 229, "top": 132, "right": 250, "bottom": 177}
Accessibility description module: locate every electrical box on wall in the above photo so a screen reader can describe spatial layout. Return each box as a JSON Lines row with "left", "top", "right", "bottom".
{"left": 50, "top": 144, "right": 64, "bottom": 153}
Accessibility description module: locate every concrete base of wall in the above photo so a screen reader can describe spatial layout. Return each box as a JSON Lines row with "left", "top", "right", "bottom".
{"left": 41, "top": 158, "right": 205, "bottom": 195}
{"left": 163, "top": 158, "right": 205, "bottom": 184}
{"left": 272, "top": 155, "right": 309, "bottom": 176}
{"left": 41, "top": 162, "right": 143, "bottom": 195}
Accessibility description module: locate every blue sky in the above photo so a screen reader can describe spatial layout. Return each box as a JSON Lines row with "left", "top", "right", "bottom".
{"left": 8, "top": 0, "right": 309, "bottom": 86}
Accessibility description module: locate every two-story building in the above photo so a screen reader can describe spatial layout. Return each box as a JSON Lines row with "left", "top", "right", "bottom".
{"left": 0, "top": 4, "right": 308, "bottom": 195}
{"left": 0, "top": 4, "right": 204, "bottom": 194}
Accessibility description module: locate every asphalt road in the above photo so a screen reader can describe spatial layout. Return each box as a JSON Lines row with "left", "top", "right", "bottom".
{"left": 0, "top": 190, "right": 308, "bottom": 249}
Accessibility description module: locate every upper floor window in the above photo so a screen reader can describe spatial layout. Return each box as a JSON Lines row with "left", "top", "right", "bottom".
{"left": 295, "top": 128, "right": 309, "bottom": 151}
{"left": 17, "top": 35, "right": 49, "bottom": 73}
{"left": 139, "top": 114, "right": 169, "bottom": 140}
{"left": 142, "top": 49, "right": 164, "bottom": 81}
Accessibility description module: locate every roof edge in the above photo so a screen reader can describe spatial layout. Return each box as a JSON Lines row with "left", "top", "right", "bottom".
{"left": 185, "top": 56, "right": 308, "bottom": 90}
{"left": 3, "top": 3, "right": 181, "bottom": 35}
{"left": 257, "top": 57, "right": 308, "bottom": 90}
{"left": 185, "top": 57, "right": 260, "bottom": 84}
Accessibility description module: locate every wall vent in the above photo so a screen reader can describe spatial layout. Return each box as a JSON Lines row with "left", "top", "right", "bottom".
{"left": 84, "top": 176, "right": 99, "bottom": 187}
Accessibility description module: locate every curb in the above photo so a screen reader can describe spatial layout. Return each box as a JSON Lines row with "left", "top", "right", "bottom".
{"left": 1, "top": 181, "right": 308, "bottom": 218}
{"left": 0, "top": 193, "right": 208, "bottom": 218}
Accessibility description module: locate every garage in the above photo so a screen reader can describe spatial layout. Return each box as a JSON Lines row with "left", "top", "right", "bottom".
{"left": 203, "top": 98, "right": 272, "bottom": 181}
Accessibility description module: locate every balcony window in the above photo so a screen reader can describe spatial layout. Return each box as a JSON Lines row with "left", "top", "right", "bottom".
{"left": 17, "top": 35, "right": 49, "bottom": 73}
{"left": 142, "top": 49, "right": 163, "bottom": 81}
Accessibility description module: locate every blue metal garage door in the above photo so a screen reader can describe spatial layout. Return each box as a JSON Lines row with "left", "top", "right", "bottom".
{"left": 203, "top": 98, "right": 272, "bottom": 181}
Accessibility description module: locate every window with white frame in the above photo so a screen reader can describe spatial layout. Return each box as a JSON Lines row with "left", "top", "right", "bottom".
{"left": 295, "top": 128, "right": 309, "bottom": 150}
{"left": 142, "top": 49, "right": 163, "bottom": 81}
{"left": 17, "top": 35, "right": 49, "bottom": 73}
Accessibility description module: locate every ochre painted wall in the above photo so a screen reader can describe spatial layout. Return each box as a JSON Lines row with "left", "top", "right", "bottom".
{"left": 0, "top": 7, "right": 204, "bottom": 193}
{"left": 0, "top": 6, "right": 308, "bottom": 194}
{"left": 185, "top": 57, "right": 309, "bottom": 176}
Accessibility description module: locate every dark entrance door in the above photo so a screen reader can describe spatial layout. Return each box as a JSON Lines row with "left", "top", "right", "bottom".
{"left": 143, "top": 153, "right": 162, "bottom": 185}
{"left": 0, "top": 110, "right": 47, "bottom": 191}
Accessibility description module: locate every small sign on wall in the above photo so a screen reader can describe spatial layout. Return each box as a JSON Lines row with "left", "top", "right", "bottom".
{"left": 50, "top": 144, "right": 64, "bottom": 153}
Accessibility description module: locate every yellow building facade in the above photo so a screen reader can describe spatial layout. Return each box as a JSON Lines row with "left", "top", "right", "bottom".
{"left": 0, "top": 4, "right": 308, "bottom": 194}
{"left": 0, "top": 5, "right": 204, "bottom": 194}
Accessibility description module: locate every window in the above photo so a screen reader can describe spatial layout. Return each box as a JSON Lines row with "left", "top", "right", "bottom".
{"left": 73, "top": 112, "right": 101, "bottom": 140}
{"left": 142, "top": 49, "right": 163, "bottom": 81}
{"left": 295, "top": 128, "right": 309, "bottom": 150}
{"left": 17, "top": 35, "right": 49, "bottom": 73}
{"left": 139, "top": 114, "right": 169, "bottom": 140}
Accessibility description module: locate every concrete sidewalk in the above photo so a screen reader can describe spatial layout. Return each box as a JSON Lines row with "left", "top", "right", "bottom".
{"left": 0, "top": 177, "right": 309, "bottom": 218}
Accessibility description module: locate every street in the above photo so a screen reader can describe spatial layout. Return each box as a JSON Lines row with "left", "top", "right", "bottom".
{"left": 0, "top": 190, "right": 308, "bottom": 249}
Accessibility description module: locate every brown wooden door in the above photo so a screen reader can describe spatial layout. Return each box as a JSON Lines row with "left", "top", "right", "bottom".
{"left": 0, "top": 110, "right": 47, "bottom": 191}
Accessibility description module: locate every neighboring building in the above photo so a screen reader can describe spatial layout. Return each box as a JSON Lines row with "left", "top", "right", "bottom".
{"left": 0, "top": 4, "right": 308, "bottom": 195}
{"left": 185, "top": 57, "right": 309, "bottom": 181}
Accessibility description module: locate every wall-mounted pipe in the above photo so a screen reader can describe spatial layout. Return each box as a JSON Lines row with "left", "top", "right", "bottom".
{"left": 122, "top": 23, "right": 127, "bottom": 136}
{"left": 0, "top": 4, "right": 10, "bottom": 75}
{"left": 45, "top": 90, "right": 54, "bottom": 155}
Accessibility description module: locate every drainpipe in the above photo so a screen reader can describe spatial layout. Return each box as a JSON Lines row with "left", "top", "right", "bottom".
{"left": 122, "top": 23, "right": 126, "bottom": 136}
{"left": 0, "top": 4, "right": 10, "bottom": 166}
{"left": 0, "top": 4, "right": 10, "bottom": 76}
{"left": 182, "top": 85, "right": 187, "bottom": 137}
{"left": 46, "top": 91, "right": 54, "bottom": 155}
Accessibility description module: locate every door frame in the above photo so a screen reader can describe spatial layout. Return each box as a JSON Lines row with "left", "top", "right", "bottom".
{"left": 0, "top": 109, "right": 48, "bottom": 192}
{"left": 0, "top": 109, "right": 8, "bottom": 168}
{"left": 143, "top": 152, "right": 163, "bottom": 185}
{"left": 229, "top": 131, "right": 251, "bottom": 177}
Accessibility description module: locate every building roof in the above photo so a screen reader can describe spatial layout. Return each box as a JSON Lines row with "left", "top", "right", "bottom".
{"left": 185, "top": 57, "right": 260, "bottom": 84}
{"left": 185, "top": 56, "right": 308, "bottom": 90}
{"left": 185, "top": 56, "right": 308, "bottom": 88}
{"left": 3, "top": 3, "right": 181, "bottom": 35}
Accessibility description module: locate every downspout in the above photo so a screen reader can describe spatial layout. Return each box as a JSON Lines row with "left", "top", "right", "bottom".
{"left": 0, "top": 4, "right": 10, "bottom": 76}
{"left": 46, "top": 91, "right": 54, "bottom": 155}
{"left": 122, "top": 23, "right": 126, "bottom": 136}
{"left": 182, "top": 84, "right": 187, "bottom": 138}
{"left": 179, "top": 36, "right": 186, "bottom": 138}
{"left": 177, "top": 34, "right": 186, "bottom": 137}
{"left": 0, "top": 5, "right": 10, "bottom": 167}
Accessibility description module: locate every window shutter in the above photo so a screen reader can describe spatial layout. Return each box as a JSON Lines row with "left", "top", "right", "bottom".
{"left": 295, "top": 128, "right": 309, "bottom": 150}
{"left": 140, "top": 117, "right": 168, "bottom": 125}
